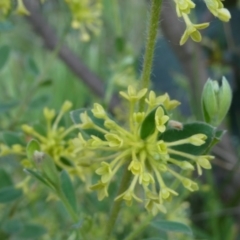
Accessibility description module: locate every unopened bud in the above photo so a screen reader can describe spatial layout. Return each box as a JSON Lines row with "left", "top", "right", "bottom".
{"left": 201, "top": 77, "right": 232, "bottom": 126}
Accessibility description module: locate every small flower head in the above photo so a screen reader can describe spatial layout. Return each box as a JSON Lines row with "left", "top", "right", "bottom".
{"left": 181, "top": 178, "right": 199, "bottom": 191}
{"left": 44, "top": 108, "right": 56, "bottom": 121}
{"left": 120, "top": 85, "right": 147, "bottom": 102}
{"left": 95, "top": 162, "right": 112, "bottom": 183}
{"left": 80, "top": 111, "right": 94, "bottom": 129}
{"left": 174, "top": 0, "right": 196, "bottom": 17}
{"left": 16, "top": 0, "right": 30, "bottom": 16}
{"left": 180, "top": 14, "right": 209, "bottom": 45}
{"left": 139, "top": 172, "right": 154, "bottom": 186}
{"left": 92, "top": 103, "right": 106, "bottom": 119}
{"left": 204, "top": 0, "right": 231, "bottom": 22}
{"left": 189, "top": 134, "right": 207, "bottom": 146}
{"left": 115, "top": 189, "right": 142, "bottom": 206}
{"left": 105, "top": 134, "right": 123, "bottom": 148}
{"left": 155, "top": 106, "right": 169, "bottom": 133}
{"left": 65, "top": 0, "right": 102, "bottom": 41}
{"left": 61, "top": 100, "right": 73, "bottom": 112}
{"left": 89, "top": 181, "right": 108, "bottom": 201}
{"left": 128, "top": 160, "right": 143, "bottom": 175}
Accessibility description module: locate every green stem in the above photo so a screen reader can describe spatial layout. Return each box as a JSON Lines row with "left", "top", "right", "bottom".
{"left": 104, "top": 165, "right": 132, "bottom": 239}
{"left": 139, "top": 0, "right": 162, "bottom": 111}
{"left": 59, "top": 191, "right": 85, "bottom": 238}
{"left": 123, "top": 215, "right": 154, "bottom": 240}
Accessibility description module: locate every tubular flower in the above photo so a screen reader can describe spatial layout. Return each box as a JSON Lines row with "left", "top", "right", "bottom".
{"left": 15, "top": 0, "right": 30, "bottom": 15}
{"left": 0, "top": 0, "right": 11, "bottom": 15}
{"left": 172, "top": 0, "right": 231, "bottom": 45}
{"left": 0, "top": 101, "right": 91, "bottom": 182}
{"left": 72, "top": 86, "right": 214, "bottom": 215}
{"left": 180, "top": 13, "right": 209, "bottom": 45}
{"left": 204, "top": 0, "right": 231, "bottom": 22}
{"left": 174, "top": 0, "right": 195, "bottom": 17}
{"left": 65, "top": 0, "right": 102, "bottom": 41}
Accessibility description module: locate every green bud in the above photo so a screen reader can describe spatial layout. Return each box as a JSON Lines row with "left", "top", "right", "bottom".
{"left": 201, "top": 77, "right": 232, "bottom": 126}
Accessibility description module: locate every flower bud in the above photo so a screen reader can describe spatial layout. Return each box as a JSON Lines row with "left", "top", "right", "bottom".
{"left": 201, "top": 77, "right": 232, "bottom": 126}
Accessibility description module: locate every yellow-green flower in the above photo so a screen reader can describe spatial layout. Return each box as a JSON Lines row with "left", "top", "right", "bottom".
{"left": 0, "top": 0, "right": 11, "bottom": 15}
{"left": 15, "top": 0, "right": 30, "bottom": 16}
{"left": 155, "top": 107, "right": 169, "bottom": 133}
{"left": 180, "top": 14, "right": 209, "bottom": 45}
{"left": 120, "top": 85, "right": 147, "bottom": 102}
{"left": 204, "top": 0, "right": 231, "bottom": 22}
{"left": 1, "top": 101, "right": 93, "bottom": 182}
{"left": 72, "top": 86, "right": 214, "bottom": 215}
{"left": 174, "top": 0, "right": 195, "bottom": 17}
{"left": 65, "top": 0, "right": 102, "bottom": 41}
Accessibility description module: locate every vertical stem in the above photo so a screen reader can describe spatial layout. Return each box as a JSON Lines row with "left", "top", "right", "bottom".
{"left": 104, "top": 166, "right": 132, "bottom": 239}
{"left": 104, "top": 1, "right": 163, "bottom": 238}
{"left": 139, "top": 0, "right": 162, "bottom": 111}
{"left": 123, "top": 215, "right": 154, "bottom": 240}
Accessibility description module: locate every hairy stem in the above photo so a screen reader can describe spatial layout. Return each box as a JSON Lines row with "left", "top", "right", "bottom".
{"left": 139, "top": 0, "right": 162, "bottom": 111}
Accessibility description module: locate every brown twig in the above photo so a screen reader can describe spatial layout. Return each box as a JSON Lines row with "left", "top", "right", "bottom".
{"left": 24, "top": 0, "right": 119, "bottom": 110}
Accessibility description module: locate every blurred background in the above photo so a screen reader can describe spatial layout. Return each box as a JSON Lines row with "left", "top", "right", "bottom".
{"left": 0, "top": 0, "right": 240, "bottom": 239}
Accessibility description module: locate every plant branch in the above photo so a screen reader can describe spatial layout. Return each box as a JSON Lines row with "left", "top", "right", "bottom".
{"left": 139, "top": 0, "right": 162, "bottom": 111}
{"left": 104, "top": 166, "right": 132, "bottom": 239}
{"left": 24, "top": 0, "right": 119, "bottom": 110}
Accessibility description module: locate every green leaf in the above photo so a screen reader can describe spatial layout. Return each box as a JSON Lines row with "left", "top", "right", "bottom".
{"left": 60, "top": 170, "right": 77, "bottom": 212}
{"left": 27, "top": 57, "right": 40, "bottom": 76}
{"left": 26, "top": 139, "right": 40, "bottom": 163}
{"left": 115, "top": 37, "right": 125, "bottom": 52}
{"left": 0, "top": 45, "right": 10, "bottom": 70}
{"left": 38, "top": 79, "right": 52, "bottom": 87}
{"left": 0, "top": 21, "right": 14, "bottom": 32}
{"left": 35, "top": 154, "right": 60, "bottom": 188}
{"left": 2, "top": 219, "right": 23, "bottom": 235}
{"left": 0, "top": 101, "right": 18, "bottom": 114}
{"left": 143, "top": 238, "right": 165, "bottom": 240}
{"left": 29, "top": 95, "right": 50, "bottom": 109}
{"left": 18, "top": 224, "right": 47, "bottom": 239}
{"left": 151, "top": 220, "right": 192, "bottom": 235}
{"left": 160, "top": 122, "right": 216, "bottom": 159}
{"left": 1, "top": 131, "right": 25, "bottom": 146}
{"left": 140, "top": 105, "right": 167, "bottom": 140}
{"left": 0, "top": 187, "right": 22, "bottom": 203}
{"left": 23, "top": 168, "right": 53, "bottom": 189}
{"left": 70, "top": 108, "right": 106, "bottom": 139}
{"left": 0, "top": 169, "right": 13, "bottom": 189}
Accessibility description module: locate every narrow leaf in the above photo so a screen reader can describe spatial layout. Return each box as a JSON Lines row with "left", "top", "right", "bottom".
{"left": 26, "top": 139, "right": 40, "bottom": 163}
{"left": 18, "top": 224, "right": 47, "bottom": 238}
{"left": 23, "top": 168, "right": 53, "bottom": 189}
{"left": 151, "top": 220, "right": 192, "bottom": 235}
{"left": 0, "top": 187, "right": 22, "bottom": 203}
{"left": 0, "top": 45, "right": 10, "bottom": 70}
{"left": 1, "top": 131, "right": 25, "bottom": 146}
{"left": 60, "top": 170, "right": 77, "bottom": 212}
{"left": 160, "top": 122, "right": 215, "bottom": 159}
{"left": 0, "top": 169, "right": 13, "bottom": 189}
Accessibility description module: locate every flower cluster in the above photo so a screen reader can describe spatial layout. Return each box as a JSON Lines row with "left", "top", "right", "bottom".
{"left": 173, "top": 0, "right": 231, "bottom": 45}
{"left": 65, "top": 0, "right": 102, "bottom": 41}
{"left": 0, "top": 101, "right": 91, "bottom": 182}
{"left": 73, "top": 86, "right": 214, "bottom": 215}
